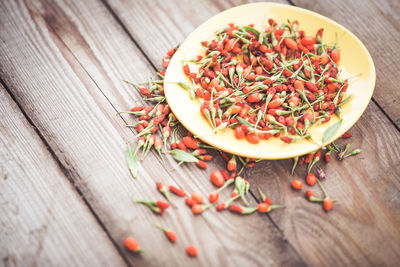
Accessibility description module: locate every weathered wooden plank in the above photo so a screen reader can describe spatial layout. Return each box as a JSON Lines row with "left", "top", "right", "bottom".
{"left": 0, "top": 85, "right": 126, "bottom": 266}
{"left": 0, "top": 0, "right": 304, "bottom": 266}
{"left": 103, "top": 0, "right": 287, "bottom": 71}
{"left": 101, "top": 0, "right": 400, "bottom": 266}
{"left": 247, "top": 102, "right": 400, "bottom": 266}
{"left": 289, "top": 0, "right": 400, "bottom": 128}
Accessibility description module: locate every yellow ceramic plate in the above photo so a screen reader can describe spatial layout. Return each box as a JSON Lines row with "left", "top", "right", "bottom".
{"left": 164, "top": 2, "right": 375, "bottom": 159}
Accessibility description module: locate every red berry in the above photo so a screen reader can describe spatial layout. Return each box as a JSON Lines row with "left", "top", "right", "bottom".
{"left": 257, "top": 203, "right": 270, "bottom": 213}
{"left": 323, "top": 198, "right": 333, "bottom": 211}
{"left": 210, "top": 170, "right": 225, "bottom": 187}
{"left": 192, "top": 204, "right": 203, "bottom": 214}
{"left": 235, "top": 125, "right": 245, "bottom": 139}
{"left": 124, "top": 237, "right": 141, "bottom": 252}
{"left": 305, "top": 190, "right": 314, "bottom": 199}
{"left": 191, "top": 193, "right": 203, "bottom": 204}
{"left": 209, "top": 192, "right": 219, "bottom": 203}
{"left": 291, "top": 179, "right": 303, "bottom": 190}
{"left": 186, "top": 244, "right": 198, "bottom": 257}
{"left": 185, "top": 197, "right": 196, "bottom": 207}
{"left": 306, "top": 173, "right": 317, "bottom": 186}
{"left": 246, "top": 133, "right": 260, "bottom": 144}
{"left": 156, "top": 200, "right": 169, "bottom": 210}
{"left": 166, "top": 230, "right": 177, "bottom": 243}
{"left": 331, "top": 49, "right": 340, "bottom": 64}
{"left": 284, "top": 37, "right": 298, "bottom": 50}
{"left": 264, "top": 197, "right": 272, "bottom": 205}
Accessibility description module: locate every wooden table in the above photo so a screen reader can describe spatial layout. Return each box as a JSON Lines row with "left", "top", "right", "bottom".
{"left": 1, "top": 0, "right": 399, "bottom": 266}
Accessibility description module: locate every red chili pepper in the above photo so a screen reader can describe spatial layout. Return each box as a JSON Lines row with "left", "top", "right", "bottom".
{"left": 227, "top": 155, "right": 237, "bottom": 171}
{"left": 183, "top": 64, "right": 191, "bottom": 75}
{"left": 341, "top": 131, "right": 352, "bottom": 138}
{"left": 196, "top": 160, "right": 207, "bottom": 169}
{"left": 235, "top": 125, "right": 245, "bottom": 139}
{"left": 305, "top": 153, "right": 314, "bottom": 164}
{"left": 325, "top": 150, "right": 332, "bottom": 162}
{"left": 229, "top": 204, "right": 257, "bottom": 215}
{"left": 153, "top": 225, "right": 177, "bottom": 243}
{"left": 156, "top": 182, "right": 172, "bottom": 202}
{"left": 192, "top": 203, "right": 213, "bottom": 214}
{"left": 133, "top": 197, "right": 168, "bottom": 214}
{"left": 169, "top": 185, "right": 186, "bottom": 197}
{"left": 182, "top": 136, "right": 199, "bottom": 149}
{"left": 221, "top": 170, "right": 229, "bottom": 180}
{"left": 176, "top": 140, "right": 187, "bottom": 151}
{"left": 156, "top": 200, "right": 169, "bottom": 210}
{"left": 130, "top": 106, "right": 144, "bottom": 112}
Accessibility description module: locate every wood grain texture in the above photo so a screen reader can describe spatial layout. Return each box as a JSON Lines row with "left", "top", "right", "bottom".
{"left": 246, "top": 102, "right": 400, "bottom": 266}
{"left": 0, "top": 0, "right": 304, "bottom": 266}
{"left": 290, "top": 0, "right": 400, "bottom": 128}
{"left": 103, "top": 0, "right": 288, "bottom": 70}
{"left": 103, "top": 0, "right": 400, "bottom": 266}
{"left": 0, "top": 85, "right": 126, "bottom": 266}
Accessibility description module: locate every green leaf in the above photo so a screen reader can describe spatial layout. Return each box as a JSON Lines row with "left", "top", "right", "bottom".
{"left": 322, "top": 119, "right": 343, "bottom": 145}
{"left": 242, "top": 26, "right": 260, "bottom": 38}
{"left": 236, "top": 116, "right": 254, "bottom": 127}
{"left": 337, "top": 94, "right": 352, "bottom": 106}
{"left": 125, "top": 143, "right": 139, "bottom": 178}
{"left": 169, "top": 149, "right": 198, "bottom": 163}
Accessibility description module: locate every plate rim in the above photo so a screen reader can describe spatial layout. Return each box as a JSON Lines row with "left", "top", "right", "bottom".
{"left": 164, "top": 2, "right": 376, "bottom": 160}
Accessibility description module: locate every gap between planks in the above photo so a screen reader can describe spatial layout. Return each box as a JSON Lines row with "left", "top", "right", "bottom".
{"left": 0, "top": 77, "right": 132, "bottom": 267}
{"left": 1, "top": 1, "right": 286, "bottom": 264}
{"left": 29, "top": 0, "right": 306, "bottom": 263}
{"left": 96, "top": 0, "right": 307, "bottom": 258}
